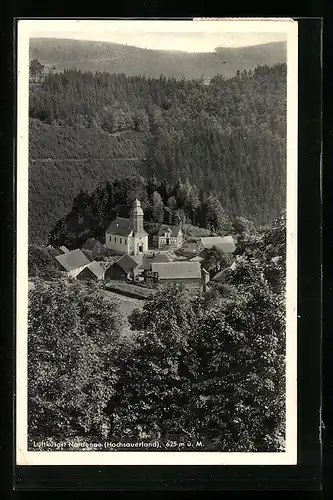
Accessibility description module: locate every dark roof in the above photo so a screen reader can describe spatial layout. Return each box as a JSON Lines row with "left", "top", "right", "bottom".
{"left": 200, "top": 236, "right": 236, "bottom": 254}
{"left": 82, "top": 238, "right": 101, "bottom": 251}
{"left": 151, "top": 261, "right": 201, "bottom": 280}
{"left": 106, "top": 217, "right": 133, "bottom": 236}
{"left": 157, "top": 224, "right": 182, "bottom": 237}
{"left": 114, "top": 254, "right": 139, "bottom": 273}
{"left": 55, "top": 249, "right": 91, "bottom": 272}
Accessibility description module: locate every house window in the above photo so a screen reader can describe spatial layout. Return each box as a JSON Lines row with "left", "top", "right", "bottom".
{"left": 125, "top": 239, "right": 127, "bottom": 244}
{"left": 115, "top": 237, "right": 117, "bottom": 243}
{"left": 120, "top": 238, "right": 122, "bottom": 244}
{"left": 109, "top": 235, "right": 111, "bottom": 242}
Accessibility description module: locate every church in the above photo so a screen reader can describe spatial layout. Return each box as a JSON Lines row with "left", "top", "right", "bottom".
{"left": 105, "top": 199, "right": 148, "bottom": 256}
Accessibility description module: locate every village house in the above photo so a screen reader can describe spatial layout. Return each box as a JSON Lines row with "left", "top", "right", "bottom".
{"left": 153, "top": 223, "right": 184, "bottom": 249}
{"left": 54, "top": 249, "right": 91, "bottom": 277}
{"left": 81, "top": 238, "right": 106, "bottom": 260}
{"left": 180, "top": 241, "right": 198, "bottom": 256}
{"left": 142, "top": 250, "right": 174, "bottom": 270}
{"left": 105, "top": 254, "right": 140, "bottom": 281}
{"left": 144, "top": 261, "right": 208, "bottom": 289}
{"left": 76, "top": 261, "right": 105, "bottom": 282}
{"left": 105, "top": 199, "right": 148, "bottom": 256}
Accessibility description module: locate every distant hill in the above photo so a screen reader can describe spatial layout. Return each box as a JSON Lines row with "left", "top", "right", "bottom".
{"left": 29, "top": 38, "right": 286, "bottom": 79}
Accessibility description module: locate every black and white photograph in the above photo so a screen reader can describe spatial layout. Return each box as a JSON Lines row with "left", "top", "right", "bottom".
{"left": 16, "top": 19, "right": 298, "bottom": 466}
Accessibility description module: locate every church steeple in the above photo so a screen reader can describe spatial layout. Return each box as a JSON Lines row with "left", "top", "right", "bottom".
{"left": 131, "top": 199, "right": 146, "bottom": 236}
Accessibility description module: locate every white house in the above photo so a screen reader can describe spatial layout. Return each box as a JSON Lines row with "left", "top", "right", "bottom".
{"left": 54, "top": 249, "right": 91, "bottom": 277}
{"left": 105, "top": 199, "right": 149, "bottom": 256}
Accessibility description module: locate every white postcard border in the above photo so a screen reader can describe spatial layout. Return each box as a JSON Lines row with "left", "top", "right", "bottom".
{"left": 16, "top": 18, "right": 298, "bottom": 466}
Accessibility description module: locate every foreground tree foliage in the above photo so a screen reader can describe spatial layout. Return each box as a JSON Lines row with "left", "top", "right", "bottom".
{"left": 28, "top": 212, "right": 286, "bottom": 451}
{"left": 109, "top": 212, "right": 286, "bottom": 451}
{"left": 28, "top": 278, "right": 127, "bottom": 442}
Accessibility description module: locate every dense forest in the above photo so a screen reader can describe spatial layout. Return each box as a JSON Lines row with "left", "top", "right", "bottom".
{"left": 29, "top": 63, "right": 287, "bottom": 243}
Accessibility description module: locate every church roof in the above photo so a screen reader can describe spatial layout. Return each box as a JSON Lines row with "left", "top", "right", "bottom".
{"left": 55, "top": 249, "right": 91, "bottom": 272}
{"left": 151, "top": 261, "right": 201, "bottom": 280}
{"left": 106, "top": 217, "right": 133, "bottom": 236}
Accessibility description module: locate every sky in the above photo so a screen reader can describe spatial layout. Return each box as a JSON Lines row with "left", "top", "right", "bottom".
{"left": 26, "top": 20, "right": 289, "bottom": 53}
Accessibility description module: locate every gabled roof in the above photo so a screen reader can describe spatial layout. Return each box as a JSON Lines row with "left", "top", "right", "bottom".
{"left": 106, "top": 217, "right": 133, "bottom": 236}
{"left": 55, "top": 249, "right": 91, "bottom": 272}
{"left": 82, "top": 238, "right": 101, "bottom": 251}
{"left": 157, "top": 224, "right": 182, "bottom": 237}
{"left": 151, "top": 261, "right": 201, "bottom": 280}
{"left": 114, "top": 254, "right": 139, "bottom": 273}
{"left": 85, "top": 261, "right": 105, "bottom": 278}
{"left": 130, "top": 254, "right": 144, "bottom": 266}
{"left": 200, "top": 236, "right": 236, "bottom": 254}
{"left": 181, "top": 242, "right": 197, "bottom": 252}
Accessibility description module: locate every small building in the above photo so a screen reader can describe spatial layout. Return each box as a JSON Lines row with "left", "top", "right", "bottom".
{"left": 147, "top": 261, "right": 202, "bottom": 286}
{"left": 105, "top": 199, "right": 148, "bottom": 256}
{"left": 82, "top": 238, "right": 106, "bottom": 260}
{"left": 198, "top": 236, "right": 236, "bottom": 254}
{"left": 55, "top": 249, "right": 91, "bottom": 277}
{"left": 104, "top": 254, "right": 140, "bottom": 281}
{"left": 180, "top": 241, "right": 198, "bottom": 256}
{"left": 142, "top": 251, "right": 174, "bottom": 270}
{"left": 153, "top": 224, "right": 184, "bottom": 249}
{"left": 76, "top": 261, "right": 105, "bottom": 281}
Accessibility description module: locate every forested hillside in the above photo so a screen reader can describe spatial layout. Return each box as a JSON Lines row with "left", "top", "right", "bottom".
{"left": 30, "top": 38, "right": 286, "bottom": 79}
{"left": 29, "top": 63, "right": 287, "bottom": 243}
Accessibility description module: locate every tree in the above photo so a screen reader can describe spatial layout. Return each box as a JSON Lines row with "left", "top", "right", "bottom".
{"left": 28, "top": 278, "right": 127, "bottom": 443}
{"left": 151, "top": 191, "right": 164, "bottom": 224}
{"left": 29, "top": 58, "right": 44, "bottom": 81}
{"left": 109, "top": 284, "right": 203, "bottom": 441}
{"left": 201, "top": 245, "right": 233, "bottom": 277}
{"left": 233, "top": 216, "right": 257, "bottom": 236}
{"left": 28, "top": 244, "right": 63, "bottom": 280}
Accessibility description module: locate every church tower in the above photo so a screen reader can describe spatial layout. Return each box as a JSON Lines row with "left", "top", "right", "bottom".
{"left": 132, "top": 199, "right": 146, "bottom": 235}
{"left": 130, "top": 199, "right": 148, "bottom": 254}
